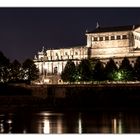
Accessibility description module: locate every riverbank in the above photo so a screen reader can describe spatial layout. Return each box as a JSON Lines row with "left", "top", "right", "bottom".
{"left": 1, "top": 83, "right": 140, "bottom": 112}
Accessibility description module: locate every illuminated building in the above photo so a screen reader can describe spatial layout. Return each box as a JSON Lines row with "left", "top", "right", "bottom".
{"left": 34, "top": 24, "right": 140, "bottom": 84}
{"left": 34, "top": 46, "right": 88, "bottom": 83}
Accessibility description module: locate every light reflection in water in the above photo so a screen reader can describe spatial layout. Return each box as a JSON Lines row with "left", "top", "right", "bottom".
{"left": 112, "top": 118, "right": 117, "bottom": 133}
{"left": 112, "top": 117, "right": 123, "bottom": 134}
{"left": 38, "top": 112, "right": 63, "bottom": 117}
{"left": 0, "top": 120, "right": 4, "bottom": 133}
{"left": 0, "top": 111, "right": 140, "bottom": 133}
{"left": 57, "top": 117, "right": 62, "bottom": 134}
{"left": 43, "top": 119, "right": 50, "bottom": 134}
{"left": 118, "top": 119, "right": 122, "bottom": 134}
{"left": 7, "top": 119, "right": 12, "bottom": 133}
{"left": 23, "top": 129, "right": 27, "bottom": 133}
{"left": 0, "top": 115, "right": 4, "bottom": 133}
{"left": 39, "top": 113, "right": 63, "bottom": 134}
{"left": 0, "top": 114, "right": 13, "bottom": 133}
{"left": 78, "top": 113, "right": 82, "bottom": 134}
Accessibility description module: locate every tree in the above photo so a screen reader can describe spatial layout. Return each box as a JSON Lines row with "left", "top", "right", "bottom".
{"left": 10, "top": 59, "right": 22, "bottom": 82}
{"left": 134, "top": 56, "right": 140, "bottom": 80}
{"left": 92, "top": 60, "right": 105, "bottom": 81}
{"left": 61, "top": 60, "right": 77, "bottom": 82}
{"left": 0, "top": 51, "right": 10, "bottom": 83}
{"left": 104, "top": 58, "right": 118, "bottom": 81}
{"left": 119, "top": 57, "right": 134, "bottom": 81}
{"left": 77, "top": 59, "right": 92, "bottom": 81}
{"left": 22, "top": 59, "right": 39, "bottom": 84}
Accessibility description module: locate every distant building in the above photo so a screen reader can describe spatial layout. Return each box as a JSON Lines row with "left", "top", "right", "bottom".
{"left": 34, "top": 24, "right": 140, "bottom": 84}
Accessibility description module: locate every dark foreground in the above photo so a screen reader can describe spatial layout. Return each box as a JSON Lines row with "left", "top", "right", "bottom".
{"left": 1, "top": 83, "right": 140, "bottom": 133}
{"left": 0, "top": 83, "right": 140, "bottom": 112}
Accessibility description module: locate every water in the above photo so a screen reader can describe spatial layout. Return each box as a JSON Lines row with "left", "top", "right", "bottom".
{"left": 0, "top": 110, "right": 140, "bottom": 133}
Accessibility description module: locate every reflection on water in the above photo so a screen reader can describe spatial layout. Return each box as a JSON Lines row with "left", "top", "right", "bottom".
{"left": 78, "top": 113, "right": 82, "bottom": 134}
{"left": 35, "top": 112, "right": 63, "bottom": 133}
{"left": 1, "top": 110, "right": 140, "bottom": 133}
{"left": 112, "top": 118, "right": 122, "bottom": 134}
{"left": 43, "top": 119, "right": 49, "bottom": 133}
{"left": 0, "top": 114, "right": 13, "bottom": 133}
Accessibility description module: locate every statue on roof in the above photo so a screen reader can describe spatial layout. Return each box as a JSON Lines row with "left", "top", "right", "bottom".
{"left": 34, "top": 55, "right": 37, "bottom": 59}
{"left": 86, "top": 29, "right": 88, "bottom": 33}
{"left": 132, "top": 25, "right": 135, "bottom": 30}
{"left": 96, "top": 22, "right": 100, "bottom": 29}
{"left": 42, "top": 46, "right": 45, "bottom": 52}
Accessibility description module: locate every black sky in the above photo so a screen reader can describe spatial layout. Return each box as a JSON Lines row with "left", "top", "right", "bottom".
{"left": 0, "top": 8, "right": 140, "bottom": 62}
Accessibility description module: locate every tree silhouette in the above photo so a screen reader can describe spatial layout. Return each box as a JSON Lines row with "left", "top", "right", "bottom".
{"left": 93, "top": 60, "right": 105, "bottom": 81}
{"left": 22, "top": 59, "right": 39, "bottom": 84}
{"left": 61, "top": 60, "right": 77, "bottom": 82}
{"left": 119, "top": 57, "right": 134, "bottom": 81}
{"left": 0, "top": 51, "right": 10, "bottom": 83}
{"left": 134, "top": 56, "right": 140, "bottom": 80}
{"left": 77, "top": 59, "right": 92, "bottom": 81}
{"left": 10, "top": 59, "right": 22, "bottom": 82}
{"left": 104, "top": 58, "right": 118, "bottom": 81}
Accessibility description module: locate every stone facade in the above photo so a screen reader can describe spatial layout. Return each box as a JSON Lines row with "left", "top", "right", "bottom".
{"left": 34, "top": 46, "right": 88, "bottom": 84}
{"left": 34, "top": 24, "right": 140, "bottom": 84}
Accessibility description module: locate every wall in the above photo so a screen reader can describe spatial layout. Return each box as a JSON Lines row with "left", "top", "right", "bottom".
{"left": 86, "top": 31, "right": 132, "bottom": 59}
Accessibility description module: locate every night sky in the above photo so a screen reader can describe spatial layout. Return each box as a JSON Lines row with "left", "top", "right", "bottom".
{"left": 0, "top": 8, "right": 140, "bottom": 62}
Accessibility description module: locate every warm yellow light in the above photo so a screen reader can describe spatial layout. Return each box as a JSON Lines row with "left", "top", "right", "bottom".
{"left": 57, "top": 117, "right": 62, "bottom": 134}
{"left": 118, "top": 119, "right": 122, "bottom": 134}
{"left": 44, "top": 79, "right": 50, "bottom": 83}
{"left": 43, "top": 119, "right": 50, "bottom": 134}
{"left": 78, "top": 113, "right": 82, "bottom": 134}
{"left": 113, "top": 118, "right": 117, "bottom": 134}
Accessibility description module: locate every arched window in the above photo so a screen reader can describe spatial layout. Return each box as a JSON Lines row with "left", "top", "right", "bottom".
{"left": 54, "top": 67, "right": 58, "bottom": 74}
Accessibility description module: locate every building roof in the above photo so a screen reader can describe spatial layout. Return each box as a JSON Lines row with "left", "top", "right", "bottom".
{"left": 86, "top": 25, "right": 140, "bottom": 34}
{"left": 51, "top": 45, "right": 86, "bottom": 50}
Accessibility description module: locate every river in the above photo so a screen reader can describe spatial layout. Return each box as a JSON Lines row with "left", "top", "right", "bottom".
{"left": 0, "top": 110, "right": 140, "bottom": 133}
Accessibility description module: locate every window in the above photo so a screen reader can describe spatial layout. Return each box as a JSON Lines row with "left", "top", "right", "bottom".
{"left": 117, "top": 35, "right": 121, "bottom": 40}
{"left": 75, "top": 52, "right": 78, "bottom": 55}
{"left": 56, "top": 56, "right": 59, "bottom": 60}
{"left": 94, "top": 37, "right": 98, "bottom": 41}
{"left": 105, "top": 36, "right": 109, "bottom": 40}
{"left": 54, "top": 67, "right": 57, "bottom": 74}
{"left": 134, "top": 35, "right": 138, "bottom": 40}
{"left": 111, "top": 36, "right": 115, "bottom": 40}
{"left": 99, "top": 37, "right": 103, "bottom": 41}
{"left": 65, "top": 52, "right": 68, "bottom": 55}
{"left": 122, "top": 35, "right": 127, "bottom": 39}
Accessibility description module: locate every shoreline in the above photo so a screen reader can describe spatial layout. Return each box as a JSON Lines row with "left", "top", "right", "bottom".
{"left": 0, "top": 83, "right": 140, "bottom": 112}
